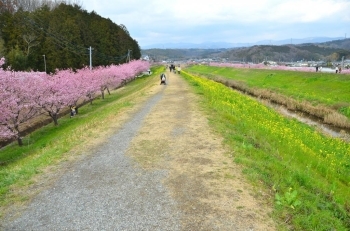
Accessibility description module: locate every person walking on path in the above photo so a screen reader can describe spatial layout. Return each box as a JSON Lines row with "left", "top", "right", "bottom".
{"left": 160, "top": 73, "right": 166, "bottom": 85}
{"left": 176, "top": 65, "right": 181, "bottom": 74}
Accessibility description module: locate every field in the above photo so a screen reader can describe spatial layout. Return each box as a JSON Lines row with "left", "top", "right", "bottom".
{"left": 181, "top": 66, "right": 350, "bottom": 230}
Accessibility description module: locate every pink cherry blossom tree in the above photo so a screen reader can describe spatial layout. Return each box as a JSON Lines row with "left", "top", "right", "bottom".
{"left": 0, "top": 57, "right": 150, "bottom": 145}
{"left": 0, "top": 62, "right": 44, "bottom": 145}
{"left": 33, "top": 72, "right": 77, "bottom": 126}
{"left": 54, "top": 68, "right": 86, "bottom": 115}
{"left": 76, "top": 67, "right": 102, "bottom": 105}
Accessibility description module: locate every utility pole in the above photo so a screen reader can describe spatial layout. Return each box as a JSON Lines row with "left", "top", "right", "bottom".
{"left": 88, "top": 46, "right": 94, "bottom": 70}
{"left": 42, "top": 55, "right": 46, "bottom": 73}
{"left": 127, "top": 49, "right": 132, "bottom": 62}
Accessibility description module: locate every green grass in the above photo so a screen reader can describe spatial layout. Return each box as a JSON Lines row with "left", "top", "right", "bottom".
{"left": 186, "top": 65, "right": 350, "bottom": 118}
{"left": 0, "top": 66, "right": 163, "bottom": 212}
{"left": 181, "top": 69, "right": 350, "bottom": 231}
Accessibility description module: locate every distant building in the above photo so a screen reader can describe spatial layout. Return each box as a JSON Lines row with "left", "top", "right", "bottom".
{"left": 142, "top": 55, "right": 150, "bottom": 61}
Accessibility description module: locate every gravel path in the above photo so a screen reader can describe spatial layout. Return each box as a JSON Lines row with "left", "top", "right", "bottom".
{"left": 2, "top": 88, "right": 181, "bottom": 230}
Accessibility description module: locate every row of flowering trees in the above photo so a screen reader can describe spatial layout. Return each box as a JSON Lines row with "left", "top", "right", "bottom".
{"left": 0, "top": 57, "right": 150, "bottom": 146}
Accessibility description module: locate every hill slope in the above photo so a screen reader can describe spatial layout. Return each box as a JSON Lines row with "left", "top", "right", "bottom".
{"left": 142, "top": 38, "right": 350, "bottom": 62}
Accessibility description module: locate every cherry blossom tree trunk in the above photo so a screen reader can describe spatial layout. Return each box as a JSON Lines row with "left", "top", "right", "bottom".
{"left": 14, "top": 124, "right": 23, "bottom": 146}
{"left": 17, "top": 136, "right": 23, "bottom": 146}
{"left": 49, "top": 112, "right": 59, "bottom": 126}
{"left": 101, "top": 87, "right": 105, "bottom": 99}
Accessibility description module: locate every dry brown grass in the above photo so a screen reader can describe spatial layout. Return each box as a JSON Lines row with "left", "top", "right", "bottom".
{"left": 324, "top": 112, "right": 350, "bottom": 128}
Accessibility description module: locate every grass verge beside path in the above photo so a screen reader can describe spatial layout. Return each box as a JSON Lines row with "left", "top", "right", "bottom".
{"left": 186, "top": 65, "right": 350, "bottom": 119}
{"left": 0, "top": 66, "right": 164, "bottom": 216}
{"left": 181, "top": 70, "right": 350, "bottom": 231}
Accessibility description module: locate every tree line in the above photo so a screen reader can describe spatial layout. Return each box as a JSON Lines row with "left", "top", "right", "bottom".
{"left": 0, "top": 1, "right": 141, "bottom": 72}
{"left": 0, "top": 57, "right": 149, "bottom": 146}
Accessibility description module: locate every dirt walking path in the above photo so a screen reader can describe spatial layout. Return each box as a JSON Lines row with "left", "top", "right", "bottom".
{"left": 126, "top": 69, "right": 276, "bottom": 230}
{"left": 1, "top": 69, "right": 276, "bottom": 230}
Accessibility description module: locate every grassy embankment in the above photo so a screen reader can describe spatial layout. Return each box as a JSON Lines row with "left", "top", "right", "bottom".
{"left": 0, "top": 66, "right": 164, "bottom": 215}
{"left": 181, "top": 68, "right": 350, "bottom": 231}
{"left": 186, "top": 65, "right": 350, "bottom": 129}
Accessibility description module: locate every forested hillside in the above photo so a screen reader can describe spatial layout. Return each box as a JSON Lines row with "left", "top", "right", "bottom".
{"left": 0, "top": 2, "right": 141, "bottom": 72}
{"left": 219, "top": 42, "right": 350, "bottom": 63}
{"left": 142, "top": 39, "right": 350, "bottom": 63}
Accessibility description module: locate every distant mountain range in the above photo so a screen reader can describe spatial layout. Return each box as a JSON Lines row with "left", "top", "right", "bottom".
{"left": 142, "top": 37, "right": 345, "bottom": 49}
{"left": 141, "top": 38, "right": 350, "bottom": 62}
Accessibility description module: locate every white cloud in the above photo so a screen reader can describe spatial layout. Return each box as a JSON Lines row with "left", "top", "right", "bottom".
{"left": 81, "top": 0, "right": 350, "bottom": 47}
{"left": 263, "top": 0, "right": 350, "bottom": 23}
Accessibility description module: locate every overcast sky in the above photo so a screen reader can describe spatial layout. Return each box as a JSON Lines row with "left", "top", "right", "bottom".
{"left": 81, "top": 0, "right": 350, "bottom": 48}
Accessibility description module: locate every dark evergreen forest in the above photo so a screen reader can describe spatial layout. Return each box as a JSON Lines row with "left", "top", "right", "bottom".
{"left": 0, "top": 2, "right": 141, "bottom": 72}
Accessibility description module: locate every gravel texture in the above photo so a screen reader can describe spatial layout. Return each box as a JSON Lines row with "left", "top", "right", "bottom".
{"left": 2, "top": 90, "right": 181, "bottom": 231}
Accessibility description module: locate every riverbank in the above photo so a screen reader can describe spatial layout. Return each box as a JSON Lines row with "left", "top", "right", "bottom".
{"left": 185, "top": 65, "right": 350, "bottom": 132}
